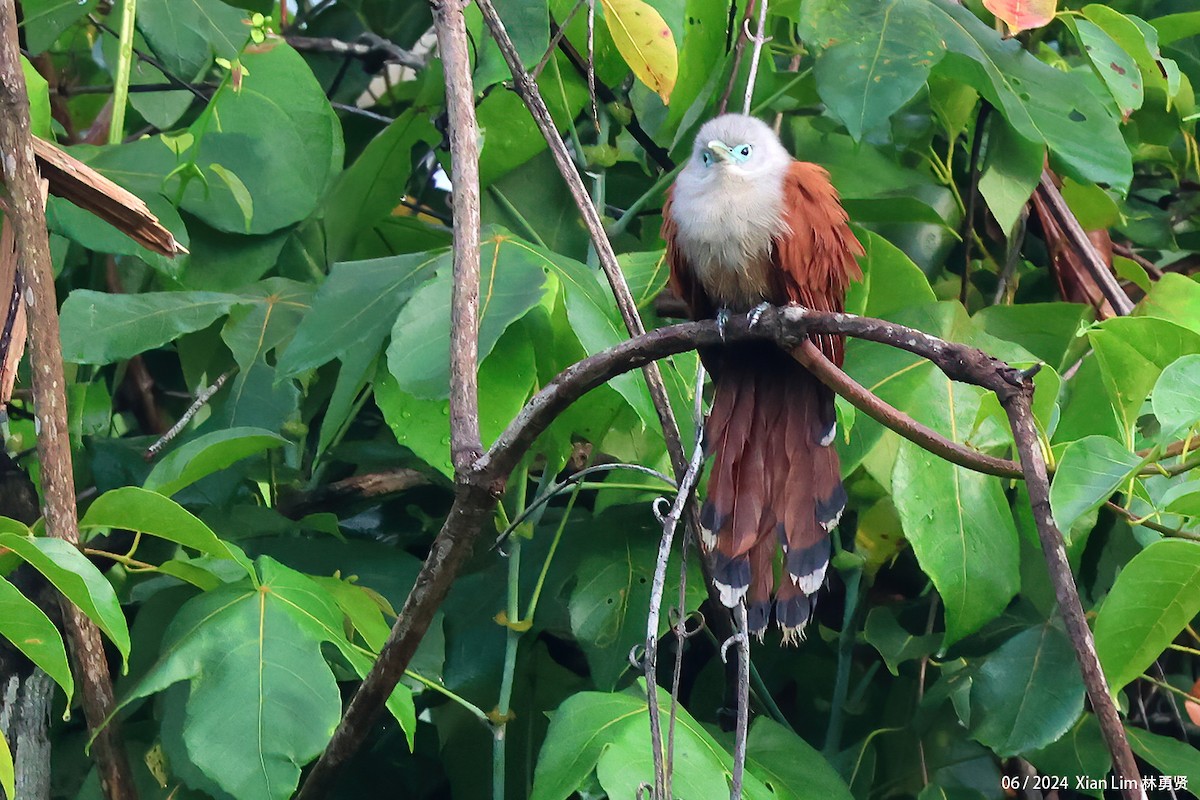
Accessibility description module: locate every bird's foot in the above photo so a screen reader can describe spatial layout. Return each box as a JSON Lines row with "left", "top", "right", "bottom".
{"left": 715, "top": 307, "right": 732, "bottom": 341}
{"left": 747, "top": 302, "right": 771, "bottom": 329}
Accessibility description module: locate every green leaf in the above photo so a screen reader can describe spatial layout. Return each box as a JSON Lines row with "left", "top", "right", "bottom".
{"left": 978, "top": 118, "right": 1043, "bottom": 236}
{"left": 136, "top": 0, "right": 244, "bottom": 80}
{"left": 18, "top": 0, "right": 99, "bottom": 54}
{"left": 221, "top": 278, "right": 313, "bottom": 373}
{"left": 207, "top": 162, "right": 254, "bottom": 233}
{"left": 863, "top": 606, "right": 942, "bottom": 676}
{"left": 1152, "top": 354, "right": 1200, "bottom": 437}
{"left": 744, "top": 718, "right": 854, "bottom": 800}
{"left": 1151, "top": 12, "right": 1200, "bottom": 47}
{"left": 929, "top": 0, "right": 1131, "bottom": 190}
{"left": 59, "top": 290, "right": 241, "bottom": 365}
{"left": 115, "top": 559, "right": 344, "bottom": 800}
{"left": 1026, "top": 715, "right": 1111, "bottom": 795}
{"left": 1074, "top": 19, "right": 1142, "bottom": 117}
{"left": 378, "top": 319, "right": 539, "bottom": 478}
{"left": 1049, "top": 436, "right": 1143, "bottom": 539}
{"left": 800, "top": 0, "right": 945, "bottom": 140}
{"left": 278, "top": 251, "right": 446, "bottom": 377}
{"left": 973, "top": 302, "right": 1092, "bottom": 374}
{"left": 21, "top": 56, "right": 51, "bottom": 139}
{"left": 144, "top": 427, "right": 287, "bottom": 497}
{"left": 530, "top": 687, "right": 772, "bottom": 800}
{"left": 0, "top": 577, "right": 73, "bottom": 701}
{"left": 1136, "top": 274, "right": 1200, "bottom": 334}
{"left": 1081, "top": 6, "right": 1178, "bottom": 105}
{"left": 387, "top": 230, "right": 552, "bottom": 399}
{"left": 844, "top": 229, "right": 936, "bottom": 319}
{"left": 0, "top": 534, "right": 131, "bottom": 667}
{"left": 1093, "top": 539, "right": 1200, "bottom": 691}
{"left": 968, "top": 622, "right": 1085, "bottom": 756}
{"left": 567, "top": 510, "right": 705, "bottom": 690}
{"left": 1089, "top": 317, "right": 1200, "bottom": 433}
{"left": 322, "top": 110, "right": 439, "bottom": 262}
{"left": 1125, "top": 726, "right": 1200, "bottom": 788}
{"left": 181, "top": 44, "right": 343, "bottom": 234}
{"left": 80, "top": 487, "right": 253, "bottom": 576}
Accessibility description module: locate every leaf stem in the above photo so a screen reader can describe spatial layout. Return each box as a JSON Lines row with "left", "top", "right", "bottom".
{"left": 109, "top": 0, "right": 137, "bottom": 145}
{"left": 403, "top": 669, "right": 489, "bottom": 724}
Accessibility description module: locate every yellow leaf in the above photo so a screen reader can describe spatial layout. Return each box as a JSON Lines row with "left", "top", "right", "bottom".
{"left": 599, "top": 0, "right": 678, "bottom": 103}
{"left": 983, "top": 0, "right": 1057, "bottom": 34}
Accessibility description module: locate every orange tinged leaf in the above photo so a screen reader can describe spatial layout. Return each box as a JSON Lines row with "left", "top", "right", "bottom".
{"left": 599, "top": 0, "right": 678, "bottom": 103}
{"left": 1187, "top": 678, "right": 1200, "bottom": 726}
{"left": 984, "top": 0, "right": 1057, "bottom": 34}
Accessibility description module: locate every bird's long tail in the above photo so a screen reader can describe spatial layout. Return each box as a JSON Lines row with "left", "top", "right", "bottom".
{"left": 700, "top": 344, "right": 846, "bottom": 643}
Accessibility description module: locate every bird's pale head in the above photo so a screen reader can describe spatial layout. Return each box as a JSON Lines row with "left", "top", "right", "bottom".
{"left": 686, "top": 114, "right": 791, "bottom": 180}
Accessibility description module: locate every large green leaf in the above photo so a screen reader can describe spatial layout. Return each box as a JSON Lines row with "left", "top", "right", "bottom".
{"left": 567, "top": 509, "right": 705, "bottom": 690}
{"left": 1081, "top": 6, "right": 1180, "bottom": 106}
{"left": 180, "top": 44, "right": 343, "bottom": 234}
{"left": 858, "top": 304, "right": 1022, "bottom": 645}
{"left": 800, "top": 0, "right": 945, "bottom": 140}
{"left": 0, "top": 535, "right": 131, "bottom": 667}
{"left": 929, "top": 0, "right": 1131, "bottom": 190}
{"left": 1125, "top": 726, "right": 1200, "bottom": 788}
{"left": 1093, "top": 539, "right": 1200, "bottom": 691}
{"left": 19, "top": 0, "right": 99, "bottom": 54}
{"left": 377, "top": 318, "right": 539, "bottom": 477}
{"left": 322, "top": 110, "right": 439, "bottom": 262}
{"left": 968, "top": 622, "right": 1085, "bottom": 756}
{"left": 0, "top": 578, "right": 73, "bottom": 701}
{"left": 1089, "top": 317, "right": 1200, "bottom": 433}
{"left": 973, "top": 303, "right": 1092, "bottom": 374}
{"left": 844, "top": 229, "right": 935, "bottom": 320}
{"left": 144, "top": 427, "right": 287, "bottom": 497}
{"left": 136, "top": 0, "right": 243, "bottom": 80}
{"left": 278, "top": 250, "right": 446, "bottom": 377}
{"left": 59, "top": 290, "right": 241, "bottom": 365}
{"left": 115, "top": 559, "right": 345, "bottom": 800}
{"left": 387, "top": 230, "right": 552, "bottom": 399}
{"left": 1152, "top": 354, "right": 1200, "bottom": 437}
{"left": 1049, "top": 436, "right": 1143, "bottom": 540}
{"left": 80, "top": 487, "right": 253, "bottom": 576}
{"left": 530, "top": 687, "right": 772, "bottom": 800}
{"left": 1074, "top": 18, "right": 1143, "bottom": 117}
{"left": 978, "top": 118, "right": 1044, "bottom": 236}
{"left": 744, "top": 718, "right": 855, "bottom": 800}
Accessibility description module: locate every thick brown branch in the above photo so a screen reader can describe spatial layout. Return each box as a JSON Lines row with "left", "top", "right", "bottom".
{"left": 1001, "top": 389, "right": 1143, "bottom": 798}
{"left": 0, "top": 4, "right": 136, "bottom": 797}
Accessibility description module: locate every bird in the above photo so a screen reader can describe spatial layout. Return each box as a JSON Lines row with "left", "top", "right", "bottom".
{"left": 661, "top": 113, "right": 863, "bottom": 643}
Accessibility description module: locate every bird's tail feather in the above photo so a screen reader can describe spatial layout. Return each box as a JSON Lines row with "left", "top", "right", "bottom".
{"left": 699, "top": 345, "right": 844, "bottom": 642}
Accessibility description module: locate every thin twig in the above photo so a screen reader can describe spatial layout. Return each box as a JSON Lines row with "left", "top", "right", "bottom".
{"left": 741, "top": 0, "right": 770, "bottom": 115}
{"left": 284, "top": 33, "right": 425, "bottom": 70}
{"left": 143, "top": 370, "right": 233, "bottom": 460}
{"left": 960, "top": 102, "right": 990, "bottom": 306}
{"left": 718, "top": 0, "right": 758, "bottom": 115}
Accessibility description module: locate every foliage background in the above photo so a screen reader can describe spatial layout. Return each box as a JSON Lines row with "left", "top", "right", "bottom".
{"left": 2, "top": 0, "right": 1200, "bottom": 797}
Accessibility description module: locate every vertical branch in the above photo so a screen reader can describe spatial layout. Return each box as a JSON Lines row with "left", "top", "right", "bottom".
{"left": 0, "top": 4, "right": 136, "bottom": 798}
{"left": 741, "top": 0, "right": 769, "bottom": 115}
{"left": 475, "top": 0, "right": 688, "bottom": 472}
{"left": 1000, "top": 383, "right": 1145, "bottom": 800}
{"left": 438, "top": 0, "right": 483, "bottom": 472}
{"left": 718, "top": 0, "right": 758, "bottom": 115}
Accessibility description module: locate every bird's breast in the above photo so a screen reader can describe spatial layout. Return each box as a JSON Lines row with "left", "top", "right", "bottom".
{"left": 669, "top": 171, "right": 788, "bottom": 311}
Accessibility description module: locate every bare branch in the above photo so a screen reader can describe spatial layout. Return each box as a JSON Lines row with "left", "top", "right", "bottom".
{"left": 1000, "top": 386, "right": 1144, "bottom": 799}
{"left": 436, "top": 0, "right": 484, "bottom": 472}
{"left": 284, "top": 33, "right": 425, "bottom": 70}
{"left": 0, "top": 4, "right": 136, "bottom": 796}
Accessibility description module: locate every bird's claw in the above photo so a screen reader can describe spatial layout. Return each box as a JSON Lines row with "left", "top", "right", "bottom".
{"left": 747, "top": 302, "right": 771, "bottom": 329}
{"left": 716, "top": 307, "right": 732, "bottom": 341}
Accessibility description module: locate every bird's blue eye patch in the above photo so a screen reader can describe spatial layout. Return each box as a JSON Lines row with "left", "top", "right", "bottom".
{"left": 734, "top": 144, "right": 752, "bottom": 161}
{"left": 701, "top": 150, "right": 713, "bottom": 167}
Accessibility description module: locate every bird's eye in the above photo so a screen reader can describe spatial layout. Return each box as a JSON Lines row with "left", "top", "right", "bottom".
{"left": 701, "top": 151, "right": 712, "bottom": 166}
{"left": 739, "top": 145, "right": 752, "bottom": 158}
